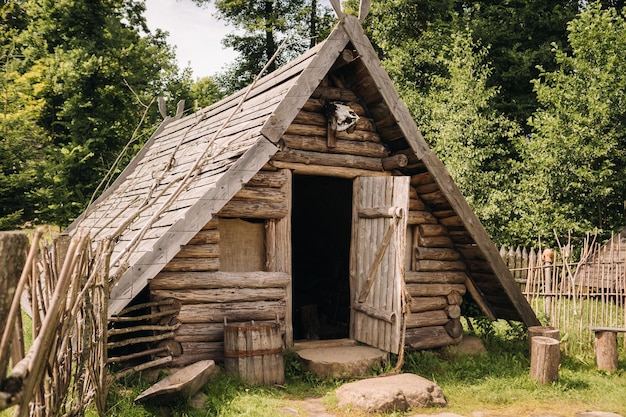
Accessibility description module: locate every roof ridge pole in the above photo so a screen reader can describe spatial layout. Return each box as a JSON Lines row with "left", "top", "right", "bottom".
{"left": 329, "top": 0, "right": 345, "bottom": 19}
{"left": 358, "top": 0, "right": 370, "bottom": 23}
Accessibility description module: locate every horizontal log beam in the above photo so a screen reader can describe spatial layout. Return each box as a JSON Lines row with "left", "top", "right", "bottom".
{"left": 312, "top": 86, "right": 358, "bottom": 102}
{"left": 281, "top": 134, "right": 388, "bottom": 158}
{"left": 273, "top": 148, "right": 384, "bottom": 171}
{"left": 218, "top": 199, "right": 288, "bottom": 219}
{"left": 245, "top": 170, "right": 288, "bottom": 188}
{"left": 418, "top": 235, "right": 454, "bottom": 248}
{"left": 178, "top": 300, "right": 286, "bottom": 323}
{"left": 188, "top": 229, "right": 219, "bottom": 245}
{"left": 404, "top": 326, "right": 462, "bottom": 350}
{"left": 150, "top": 271, "right": 291, "bottom": 290}
{"left": 163, "top": 258, "right": 219, "bottom": 272}
{"left": 285, "top": 123, "right": 381, "bottom": 143}
{"left": 415, "top": 247, "right": 461, "bottom": 261}
{"left": 269, "top": 161, "right": 390, "bottom": 179}
{"left": 177, "top": 243, "right": 219, "bottom": 258}
{"left": 408, "top": 296, "right": 448, "bottom": 313}
{"left": 381, "top": 154, "right": 408, "bottom": 170}
{"left": 414, "top": 260, "right": 467, "bottom": 272}
{"left": 293, "top": 110, "right": 375, "bottom": 131}
{"left": 406, "top": 283, "right": 467, "bottom": 297}
{"left": 417, "top": 224, "right": 448, "bottom": 237}
{"left": 232, "top": 186, "right": 285, "bottom": 202}
{"left": 405, "top": 310, "right": 449, "bottom": 329}
{"left": 407, "top": 211, "right": 438, "bottom": 225}
{"left": 405, "top": 271, "right": 468, "bottom": 284}
{"left": 152, "top": 287, "right": 286, "bottom": 304}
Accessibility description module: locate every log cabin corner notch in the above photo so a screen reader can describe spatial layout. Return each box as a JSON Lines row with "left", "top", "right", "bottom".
{"left": 68, "top": 13, "right": 539, "bottom": 367}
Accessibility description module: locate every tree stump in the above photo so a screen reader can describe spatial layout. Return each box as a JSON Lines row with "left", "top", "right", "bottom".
{"left": 528, "top": 326, "right": 559, "bottom": 352}
{"left": 594, "top": 330, "right": 618, "bottom": 372}
{"left": 530, "top": 336, "right": 560, "bottom": 383}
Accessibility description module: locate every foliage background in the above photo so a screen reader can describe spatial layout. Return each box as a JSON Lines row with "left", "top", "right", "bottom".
{"left": 2, "top": 0, "right": 626, "bottom": 247}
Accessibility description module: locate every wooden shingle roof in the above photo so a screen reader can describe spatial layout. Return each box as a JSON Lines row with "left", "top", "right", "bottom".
{"left": 69, "top": 14, "right": 539, "bottom": 327}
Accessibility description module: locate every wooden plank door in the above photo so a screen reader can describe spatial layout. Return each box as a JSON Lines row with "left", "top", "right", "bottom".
{"left": 350, "top": 176, "right": 409, "bottom": 353}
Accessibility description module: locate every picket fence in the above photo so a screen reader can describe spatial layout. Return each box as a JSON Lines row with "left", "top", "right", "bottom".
{"left": 500, "top": 232, "right": 626, "bottom": 353}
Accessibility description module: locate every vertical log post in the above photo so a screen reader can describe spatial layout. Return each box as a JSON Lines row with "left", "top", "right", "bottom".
{"left": 542, "top": 248, "right": 554, "bottom": 322}
{"left": 0, "top": 232, "right": 29, "bottom": 380}
{"left": 530, "top": 336, "right": 560, "bottom": 383}
{"left": 594, "top": 330, "right": 618, "bottom": 372}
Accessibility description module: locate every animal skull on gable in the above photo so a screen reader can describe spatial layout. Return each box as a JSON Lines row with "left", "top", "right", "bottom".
{"left": 325, "top": 101, "right": 360, "bottom": 133}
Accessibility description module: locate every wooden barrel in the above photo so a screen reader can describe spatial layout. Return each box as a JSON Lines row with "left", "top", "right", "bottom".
{"left": 224, "top": 322, "right": 284, "bottom": 385}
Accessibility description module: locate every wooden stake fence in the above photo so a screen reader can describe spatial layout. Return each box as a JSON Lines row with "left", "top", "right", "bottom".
{"left": 501, "top": 231, "right": 626, "bottom": 355}
{"left": 0, "top": 230, "right": 112, "bottom": 417}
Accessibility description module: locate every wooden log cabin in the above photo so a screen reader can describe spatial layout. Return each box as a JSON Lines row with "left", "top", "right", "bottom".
{"left": 68, "top": 9, "right": 539, "bottom": 367}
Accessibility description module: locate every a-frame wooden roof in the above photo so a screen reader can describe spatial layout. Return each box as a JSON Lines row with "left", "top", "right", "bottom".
{"left": 68, "top": 14, "right": 539, "bottom": 327}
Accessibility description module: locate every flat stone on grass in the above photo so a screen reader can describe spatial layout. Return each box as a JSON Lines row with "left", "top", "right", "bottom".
{"left": 336, "top": 373, "right": 447, "bottom": 413}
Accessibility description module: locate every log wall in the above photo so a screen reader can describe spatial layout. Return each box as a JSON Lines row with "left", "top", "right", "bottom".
{"left": 144, "top": 70, "right": 471, "bottom": 365}
{"left": 404, "top": 173, "right": 468, "bottom": 350}
{"left": 149, "top": 169, "right": 291, "bottom": 366}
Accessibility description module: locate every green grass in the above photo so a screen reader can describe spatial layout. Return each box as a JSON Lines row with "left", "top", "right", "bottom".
{"left": 4, "top": 313, "right": 626, "bottom": 416}
{"left": 86, "top": 322, "right": 626, "bottom": 417}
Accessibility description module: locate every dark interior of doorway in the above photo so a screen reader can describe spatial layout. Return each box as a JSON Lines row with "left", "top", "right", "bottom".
{"left": 292, "top": 175, "right": 352, "bottom": 341}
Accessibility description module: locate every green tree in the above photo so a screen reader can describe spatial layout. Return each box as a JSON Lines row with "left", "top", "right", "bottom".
{"left": 366, "top": 0, "right": 578, "bottom": 134}
{"left": 194, "top": 0, "right": 334, "bottom": 92}
{"left": 11, "top": 0, "right": 193, "bottom": 225}
{"left": 465, "top": 0, "right": 578, "bottom": 133}
{"left": 190, "top": 76, "right": 225, "bottom": 110}
{"left": 410, "top": 30, "right": 522, "bottom": 240}
{"left": 0, "top": 0, "right": 46, "bottom": 228}
{"left": 514, "top": 3, "right": 626, "bottom": 242}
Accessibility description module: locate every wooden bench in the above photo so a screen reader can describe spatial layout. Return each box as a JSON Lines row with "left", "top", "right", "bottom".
{"left": 588, "top": 326, "right": 626, "bottom": 371}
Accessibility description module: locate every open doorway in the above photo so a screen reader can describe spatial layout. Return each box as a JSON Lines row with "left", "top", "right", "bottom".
{"left": 292, "top": 175, "right": 352, "bottom": 341}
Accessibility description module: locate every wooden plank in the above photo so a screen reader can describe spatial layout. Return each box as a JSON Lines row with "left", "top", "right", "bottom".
{"left": 350, "top": 176, "right": 408, "bottom": 354}
{"left": 588, "top": 326, "right": 626, "bottom": 332}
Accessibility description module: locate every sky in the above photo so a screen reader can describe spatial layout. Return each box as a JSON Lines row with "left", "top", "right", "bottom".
{"left": 144, "top": 0, "right": 238, "bottom": 79}
{"left": 144, "top": 0, "right": 335, "bottom": 80}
